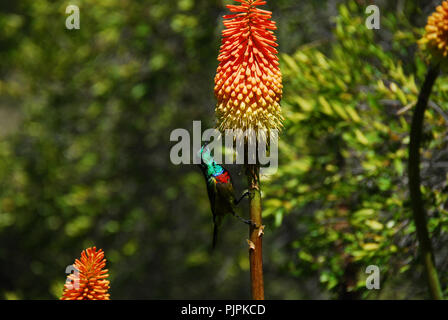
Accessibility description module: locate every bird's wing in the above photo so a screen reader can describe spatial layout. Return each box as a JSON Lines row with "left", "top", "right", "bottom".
{"left": 206, "top": 178, "right": 218, "bottom": 219}
{"left": 216, "top": 179, "right": 236, "bottom": 212}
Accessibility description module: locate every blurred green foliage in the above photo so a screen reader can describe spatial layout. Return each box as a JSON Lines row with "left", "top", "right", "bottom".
{"left": 265, "top": 1, "right": 448, "bottom": 299}
{"left": 0, "top": 0, "right": 447, "bottom": 300}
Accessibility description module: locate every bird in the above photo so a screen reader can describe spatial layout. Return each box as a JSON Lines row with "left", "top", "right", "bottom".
{"left": 197, "top": 144, "right": 252, "bottom": 249}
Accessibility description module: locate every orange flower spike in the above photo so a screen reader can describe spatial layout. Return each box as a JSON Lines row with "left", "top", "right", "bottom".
{"left": 215, "top": 0, "right": 283, "bottom": 137}
{"left": 61, "top": 247, "right": 110, "bottom": 300}
{"left": 422, "top": 1, "right": 448, "bottom": 58}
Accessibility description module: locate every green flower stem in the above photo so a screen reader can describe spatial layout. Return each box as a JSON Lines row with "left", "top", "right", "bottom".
{"left": 408, "top": 63, "right": 443, "bottom": 300}
{"left": 246, "top": 164, "right": 264, "bottom": 300}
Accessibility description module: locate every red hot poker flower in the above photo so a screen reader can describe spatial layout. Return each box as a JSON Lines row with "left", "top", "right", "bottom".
{"left": 61, "top": 247, "right": 110, "bottom": 300}
{"left": 422, "top": 1, "right": 448, "bottom": 58}
{"left": 215, "top": 0, "right": 283, "bottom": 138}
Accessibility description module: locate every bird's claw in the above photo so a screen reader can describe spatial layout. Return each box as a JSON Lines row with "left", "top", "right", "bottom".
{"left": 246, "top": 220, "right": 258, "bottom": 228}
{"left": 248, "top": 190, "right": 256, "bottom": 200}
{"left": 244, "top": 219, "right": 261, "bottom": 229}
{"left": 234, "top": 214, "right": 259, "bottom": 229}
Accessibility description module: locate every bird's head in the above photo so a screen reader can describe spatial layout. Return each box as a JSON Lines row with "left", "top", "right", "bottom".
{"left": 198, "top": 144, "right": 214, "bottom": 169}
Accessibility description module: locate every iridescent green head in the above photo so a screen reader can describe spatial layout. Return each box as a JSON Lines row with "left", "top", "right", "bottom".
{"left": 198, "top": 144, "right": 224, "bottom": 178}
{"left": 198, "top": 144, "right": 214, "bottom": 167}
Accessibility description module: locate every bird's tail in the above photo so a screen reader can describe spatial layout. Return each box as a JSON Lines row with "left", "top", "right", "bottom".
{"left": 212, "top": 223, "right": 219, "bottom": 250}
{"left": 212, "top": 215, "right": 223, "bottom": 250}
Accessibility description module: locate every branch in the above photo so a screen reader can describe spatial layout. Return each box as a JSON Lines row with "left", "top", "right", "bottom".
{"left": 428, "top": 100, "right": 448, "bottom": 125}
{"left": 408, "top": 63, "right": 443, "bottom": 300}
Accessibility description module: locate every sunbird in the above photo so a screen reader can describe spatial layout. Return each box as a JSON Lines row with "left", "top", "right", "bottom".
{"left": 197, "top": 144, "right": 252, "bottom": 249}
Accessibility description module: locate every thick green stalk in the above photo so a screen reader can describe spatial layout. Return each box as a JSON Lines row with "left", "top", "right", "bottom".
{"left": 246, "top": 164, "right": 264, "bottom": 300}
{"left": 408, "top": 63, "right": 443, "bottom": 300}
